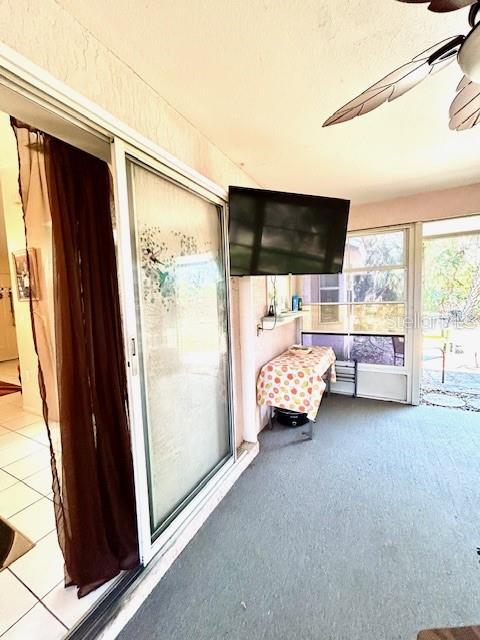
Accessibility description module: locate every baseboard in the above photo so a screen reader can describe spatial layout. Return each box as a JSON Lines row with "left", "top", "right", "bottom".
{"left": 89, "top": 441, "right": 259, "bottom": 640}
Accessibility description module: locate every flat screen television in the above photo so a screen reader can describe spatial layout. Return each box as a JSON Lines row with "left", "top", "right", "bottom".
{"left": 228, "top": 186, "right": 350, "bottom": 276}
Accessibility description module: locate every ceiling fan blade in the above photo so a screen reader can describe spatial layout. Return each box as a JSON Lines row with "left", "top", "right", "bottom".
{"left": 449, "top": 75, "right": 480, "bottom": 130}
{"left": 396, "top": 0, "right": 476, "bottom": 12}
{"left": 323, "top": 37, "right": 459, "bottom": 128}
{"left": 457, "top": 74, "right": 472, "bottom": 91}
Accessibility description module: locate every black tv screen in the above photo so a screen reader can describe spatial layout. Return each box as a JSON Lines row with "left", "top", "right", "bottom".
{"left": 228, "top": 186, "right": 350, "bottom": 276}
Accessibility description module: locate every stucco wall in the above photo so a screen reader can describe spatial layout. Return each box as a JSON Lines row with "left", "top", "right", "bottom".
{"left": 228, "top": 277, "right": 245, "bottom": 448}
{"left": 0, "top": 0, "right": 254, "bottom": 191}
{"left": 349, "top": 182, "right": 480, "bottom": 231}
{"left": 252, "top": 277, "right": 298, "bottom": 433}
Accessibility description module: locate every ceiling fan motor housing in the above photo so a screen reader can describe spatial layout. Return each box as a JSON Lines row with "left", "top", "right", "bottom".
{"left": 458, "top": 22, "right": 480, "bottom": 82}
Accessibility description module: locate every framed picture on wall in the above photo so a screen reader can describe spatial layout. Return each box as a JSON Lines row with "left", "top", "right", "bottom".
{"left": 12, "top": 248, "right": 39, "bottom": 301}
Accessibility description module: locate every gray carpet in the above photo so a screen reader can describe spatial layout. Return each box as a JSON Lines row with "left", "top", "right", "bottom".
{"left": 119, "top": 396, "right": 480, "bottom": 640}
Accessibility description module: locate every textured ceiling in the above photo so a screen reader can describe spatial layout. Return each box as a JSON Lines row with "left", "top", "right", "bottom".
{"left": 59, "top": 0, "right": 480, "bottom": 203}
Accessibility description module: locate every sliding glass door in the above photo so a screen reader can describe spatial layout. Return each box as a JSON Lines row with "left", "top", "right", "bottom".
{"left": 113, "top": 143, "right": 233, "bottom": 552}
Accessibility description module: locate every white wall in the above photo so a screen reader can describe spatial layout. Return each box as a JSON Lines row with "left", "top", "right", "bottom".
{"left": 0, "top": 167, "right": 42, "bottom": 414}
{"left": 0, "top": 181, "right": 18, "bottom": 363}
{"left": 349, "top": 182, "right": 480, "bottom": 231}
{"left": 0, "top": 194, "right": 8, "bottom": 272}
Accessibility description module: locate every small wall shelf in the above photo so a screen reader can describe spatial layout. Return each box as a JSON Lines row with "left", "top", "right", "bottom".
{"left": 260, "top": 311, "right": 305, "bottom": 329}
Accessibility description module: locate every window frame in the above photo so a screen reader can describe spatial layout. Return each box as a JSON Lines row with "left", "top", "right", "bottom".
{"left": 318, "top": 274, "right": 341, "bottom": 322}
{"left": 301, "top": 225, "right": 413, "bottom": 373}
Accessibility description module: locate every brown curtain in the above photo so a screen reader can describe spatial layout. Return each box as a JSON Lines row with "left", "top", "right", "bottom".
{"left": 11, "top": 119, "right": 139, "bottom": 598}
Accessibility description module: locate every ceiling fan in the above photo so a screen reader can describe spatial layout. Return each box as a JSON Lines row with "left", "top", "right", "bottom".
{"left": 323, "top": 0, "right": 480, "bottom": 131}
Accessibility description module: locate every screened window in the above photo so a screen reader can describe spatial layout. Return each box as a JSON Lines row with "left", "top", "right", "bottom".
{"left": 300, "top": 229, "right": 408, "bottom": 366}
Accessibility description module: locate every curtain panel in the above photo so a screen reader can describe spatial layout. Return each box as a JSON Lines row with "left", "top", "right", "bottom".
{"left": 11, "top": 119, "right": 139, "bottom": 597}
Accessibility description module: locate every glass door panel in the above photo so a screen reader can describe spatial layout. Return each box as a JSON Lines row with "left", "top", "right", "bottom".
{"left": 127, "top": 159, "right": 231, "bottom": 537}
{"left": 421, "top": 227, "right": 480, "bottom": 404}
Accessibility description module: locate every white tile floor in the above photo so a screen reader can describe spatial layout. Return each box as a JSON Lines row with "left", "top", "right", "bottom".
{"left": 0, "top": 380, "right": 117, "bottom": 639}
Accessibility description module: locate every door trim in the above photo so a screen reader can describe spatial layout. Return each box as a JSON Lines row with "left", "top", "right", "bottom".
{"left": 111, "top": 139, "right": 152, "bottom": 564}
{"left": 411, "top": 222, "right": 423, "bottom": 406}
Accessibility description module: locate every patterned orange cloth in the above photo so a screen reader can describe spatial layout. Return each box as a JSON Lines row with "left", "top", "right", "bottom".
{"left": 257, "top": 346, "right": 336, "bottom": 420}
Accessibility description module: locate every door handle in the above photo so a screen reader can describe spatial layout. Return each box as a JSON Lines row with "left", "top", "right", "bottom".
{"left": 129, "top": 336, "right": 138, "bottom": 376}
